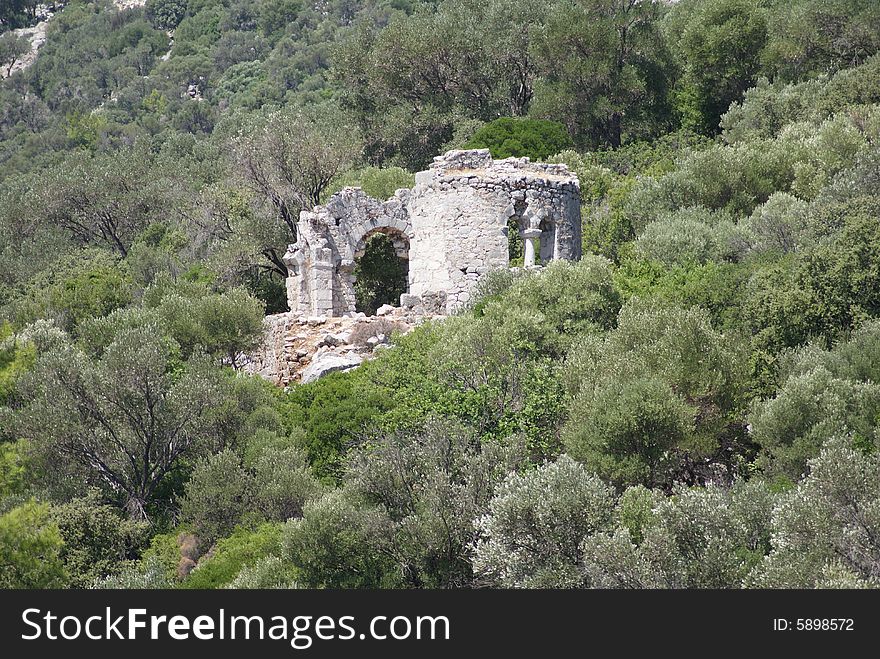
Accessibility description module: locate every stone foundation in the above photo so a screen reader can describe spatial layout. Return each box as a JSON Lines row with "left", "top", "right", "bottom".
{"left": 242, "top": 306, "right": 441, "bottom": 386}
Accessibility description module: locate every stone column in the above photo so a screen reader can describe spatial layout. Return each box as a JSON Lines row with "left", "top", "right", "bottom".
{"left": 338, "top": 259, "right": 356, "bottom": 314}
{"left": 523, "top": 228, "right": 542, "bottom": 267}
{"left": 310, "top": 246, "right": 335, "bottom": 316}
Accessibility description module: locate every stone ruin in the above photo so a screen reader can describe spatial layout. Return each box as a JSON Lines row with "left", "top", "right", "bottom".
{"left": 283, "top": 148, "right": 582, "bottom": 316}
{"left": 246, "top": 149, "right": 582, "bottom": 385}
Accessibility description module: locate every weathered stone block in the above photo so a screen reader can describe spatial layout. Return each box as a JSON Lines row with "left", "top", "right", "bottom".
{"left": 400, "top": 293, "right": 421, "bottom": 308}
{"left": 300, "top": 353, "right": 363, "bottom": 384}
{"left": 376, "top": 304, "right": 396, "bottom": 316}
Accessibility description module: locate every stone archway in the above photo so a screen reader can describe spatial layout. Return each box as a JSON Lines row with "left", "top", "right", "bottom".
{"left": 345, "top": 227, "right": 411, "bottom": 315}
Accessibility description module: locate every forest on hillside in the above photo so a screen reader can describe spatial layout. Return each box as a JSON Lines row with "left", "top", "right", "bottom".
{"left": 2, "top": 0, "right": 880, "bottom": 589}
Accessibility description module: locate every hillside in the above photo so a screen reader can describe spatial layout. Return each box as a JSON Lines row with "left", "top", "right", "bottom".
{"left": 1, "top": 0, "right": 880, "bottom": 590}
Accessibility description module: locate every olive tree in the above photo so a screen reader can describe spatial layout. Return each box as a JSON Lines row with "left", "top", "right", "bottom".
{"left": 747, "top": 437, "right": 880, "bottom": 588}
{"left": 231, "top": 105, "right": 362, "bottom": 253}
{"left": 0, "top": 31, "right": 30, "bottom": 77}
{"left": 563, "top": 299, "right": 751, "bottom": 488}
{"left": 345, "top": 421, "right": 527, "bottom": 588}
{"left": 473, "top": 455, "right": 615, "bottom": 588}
{"left": 15, "top": 326, "right": 230, "bottom": 520}
{"left": 582, "top": 480, "right": 775, "bottom": 588}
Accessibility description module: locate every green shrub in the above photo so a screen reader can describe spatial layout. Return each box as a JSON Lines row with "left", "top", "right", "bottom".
{"left": 474, "top": 455, "right": 615, "bottom": 588}
{"left": 635, "top": 207, "right": 738, "bottom": 266}
{"left": 182, "top": 523, "right": 286, "bottom": 589}
{"left": 0, "top": 500, "right": 67, "bottom": 588}
{"left": 324, "top": 166, "right": 415, "bottom": 202}
{"left": 282, "top": 369, "right": 392, "bottom": 480}
{"left": 50, "top": 491, "right": 148, "bottom": 588}
{"left": 564, "top": 299, "right": 751, "bottom": 488}
{"left": 282, "top": 491, "right": 400, "bottom": 588}
{"left": 465, "top": 118, "right": 573, "bottom": 161}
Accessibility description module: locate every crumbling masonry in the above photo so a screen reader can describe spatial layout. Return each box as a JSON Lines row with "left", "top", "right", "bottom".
{"left": 246, "top": 150, "right": 582, "bottom": 385}
{"left": 283, "top": 149, "right": 582, "bottom": 316}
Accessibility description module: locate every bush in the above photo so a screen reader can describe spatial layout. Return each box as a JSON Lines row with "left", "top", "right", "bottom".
{"left": 283, "top": 369, "right": 392, "bottom": 480}
{"left": 345, "top": 420, "right": 527, "bottom": 588}
{"left": 50, "top": 491, "right": 148, "bottom": 588}
{"left": 282, "top": 490, "right": 400, "bottom": 588}
{"left": 95, "top": 556, "right": 171, "bottom": 589}
{"left": 564, "top": 299, "right": 751, "bottom": 488}
{"left": 0, "top": 500, "right": 66, "bottom": 588}
{"left": 183, "top": 523, "right": 286, "bottom": 589}
{"left": 474, "top": 455, "right": 614, "bottom": 588}
{"left": 146, "top": 0, "right": 188, "bottom": 31}
{"left": 745, "top": 202, "right": 880, "bottom": 352}
{"left": 251, "top": 446, "right": 323, "bottom": 522}
{"left": 180, "top": 450, "right": 253, "bottom": 547}
{"left": 475, "top": 256, "right": 622, "bottom": 357}
{"left": 324, "top": 167, "right": 415, "bottom": 202}
{"left": 635, "top": 207, "right": 737, "bottom": 266}
{"left": 737, "top": 192, "right": 810, "bottom": 255}
{"left": 747, "top": 437, "right": 880, "bottom": 588}
{"left": 749, "top": 322, "right": 880, "bottom": 479}
{"left": 583, "top": 480, "right": 774, "bottom": 588}
{"left": 7, "top": 250, "right": 132, "bottom": 334}
{"left": 225, "top": 555, "right": 298, "bottom": 589}
{"left": 465, "top": 118, "right": 573, "bottom": 161}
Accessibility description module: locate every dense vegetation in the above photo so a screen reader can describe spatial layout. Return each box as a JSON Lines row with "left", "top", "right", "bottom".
{"left": 2, "top": 0, "right": 880, "bottom": 589}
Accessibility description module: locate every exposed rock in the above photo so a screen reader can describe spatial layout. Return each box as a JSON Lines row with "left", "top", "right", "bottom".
{"left": 376, "top": 304, "right": 396, "bottom": 316}
{"left": 400, "top": 293, "right": 421, "bottom": 308}
{"left": 245, "top": 309, "right": 433, "bottom": 386}
{"left": 300, "top": 352, "right": 364, "bottom": 384}
{"left": 3, "top": 21, "right": 49, "bottom": 79}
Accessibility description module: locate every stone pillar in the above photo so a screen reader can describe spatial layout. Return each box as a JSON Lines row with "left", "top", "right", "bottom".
{"left": 338, "top": 259, "right": 356, "bottom": 314}
{"left": 310, "top": 247, "right": 335, "bottom": 316}
{"left": 285, "top": 273, "right": 301, "bottom": 314}
{"left": 523, "top": 228, "right": 542, "bottom": 267}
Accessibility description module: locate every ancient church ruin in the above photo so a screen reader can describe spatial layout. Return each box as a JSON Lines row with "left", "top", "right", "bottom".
{"left": 283, "top": 149, "right": 582, "bottom": 317}
{"left": 247, "top": 149, "right": 582, "bottom": 385}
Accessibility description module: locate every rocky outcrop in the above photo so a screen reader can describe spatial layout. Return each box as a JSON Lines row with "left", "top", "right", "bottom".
{"left": 3, "top": 20, "right": 49, "bottom": 79}
{"left": 2, "top": 2, "right": 149, "bottom": 80}
{"left": 243, "top": 304, "right": 441, "bottom": 386}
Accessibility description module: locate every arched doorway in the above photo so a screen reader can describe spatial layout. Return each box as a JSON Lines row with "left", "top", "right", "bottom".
{"left": 352, "top": 228, "right": 410, "bottom": 315}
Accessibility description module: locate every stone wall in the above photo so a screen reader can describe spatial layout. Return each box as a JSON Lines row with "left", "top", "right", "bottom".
{"left": 284, "top": 188, "right": 412, "bottom": 318}
{"left": 408, "top": 149, "right": 582, "bottom": 310}
{"left": 283, "top": 149, "right": 581, "bottom": 317}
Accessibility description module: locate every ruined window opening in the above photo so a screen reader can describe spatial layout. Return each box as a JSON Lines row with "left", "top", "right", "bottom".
{"left": 507, "top": 199, "right": 527, "bottom": 266}
{"left": 352, "top": 230, "right": 409, "bottom": 315}
{"left": 538, "top": 217, "right": 555, "bottom": 265}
